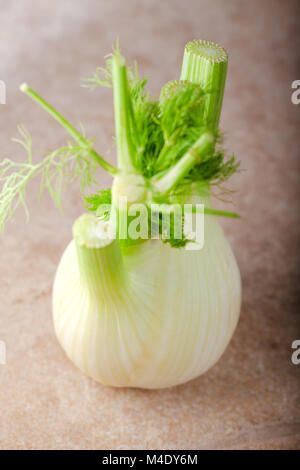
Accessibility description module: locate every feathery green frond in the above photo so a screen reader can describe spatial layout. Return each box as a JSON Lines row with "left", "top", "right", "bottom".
{"left": 182, "top": 151, "right": 240, "bottom": 186}
{"left": 0, "top": 126, "right": 96, "bottom": 232}
{"left": 84, "top": 188, "right": 111, "bottom": 212}
{"left": 82, "top": 64, "right": 113, "bottom": 90}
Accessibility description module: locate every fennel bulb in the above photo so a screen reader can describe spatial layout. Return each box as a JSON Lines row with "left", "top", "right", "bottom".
{"left": 53, "top": 205, "right": 241, "bottom": 389}
{"left": 1, "top": 40, "right": 242, "bottom": 389}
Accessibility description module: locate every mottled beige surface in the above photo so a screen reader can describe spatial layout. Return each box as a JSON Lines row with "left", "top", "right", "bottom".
{"left": 0, "top": 0, "right": 299, "bottom": 450}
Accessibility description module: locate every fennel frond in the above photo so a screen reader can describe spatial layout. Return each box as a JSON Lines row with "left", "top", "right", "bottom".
{"left": 0, "top": 126, "right": 97, "bottom": 231}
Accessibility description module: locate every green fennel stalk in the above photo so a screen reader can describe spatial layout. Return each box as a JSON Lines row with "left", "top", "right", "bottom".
{"left": 1, "top": 40, "right": 240, "bottom": 242}
{"left": 20, "top": 83, "right": 118, "bottom": 176}
{"left": 180, "top": 40, "right": 228, "bottom": 130}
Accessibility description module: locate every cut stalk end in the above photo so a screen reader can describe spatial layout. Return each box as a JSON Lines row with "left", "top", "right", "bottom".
{"left": 184, "top": 40, "right": 228, "bottom": 63}
{"left": 180, "top": 39, "right": 228, "bottom": 129}
{"left": 73, "top": 214, "right": 124, "bottom": 294}
{"left": 159, "top": 80, "right": 191, "bottom": 105}
{"left": 20, "top": 82, "right": 29, "bottom": 93}
{"left": 73, "top": 213, "right": 115, "bottom": 249}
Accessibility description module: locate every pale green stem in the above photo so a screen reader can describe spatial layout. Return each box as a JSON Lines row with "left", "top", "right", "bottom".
{"left": 112, "top": 55, "right": 136, "bottom": 172}
{"left": 155, "top": 140, "right": 172, "bottom": 169}
{"left": 203, "top": 207, "right": 239, "bottom": 218}
{"left": 156, "top": 204, "right": 239, "bottom": 219}
{"left": 20, "top": 83, "right": 118, "bottom": 176}
{"left": 153, "top": 132, "right": 214, "bottom": 195}
{"left": 180, "top": 40, "right": 228, "bottom": 130}
{"left": 73, "top": 214, "right": 124, "bottom": 296}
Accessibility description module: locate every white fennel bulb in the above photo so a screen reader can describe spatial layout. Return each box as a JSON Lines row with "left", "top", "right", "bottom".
{"left": 53, "top": 201, "right": 241, "bottom": 389}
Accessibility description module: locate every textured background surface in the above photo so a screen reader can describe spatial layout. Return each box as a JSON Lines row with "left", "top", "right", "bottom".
{"left": 0, "top": 0, "right": 299, "bottom": 450}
